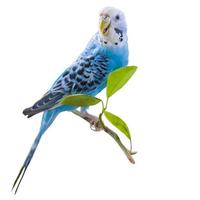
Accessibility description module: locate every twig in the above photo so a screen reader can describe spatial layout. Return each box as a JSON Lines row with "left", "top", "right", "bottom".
{"left": 72, "top": 110, "right": 135, "bottom": 164}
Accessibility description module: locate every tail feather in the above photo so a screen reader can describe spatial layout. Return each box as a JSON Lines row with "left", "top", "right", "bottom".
{"left": 12, "top": 132, "right": 42, "bottom": 194}
{"left": 12, "top": 165, "right": 27, "bottom": 194}
{"left": 12, "top": 109, "right": 60, "bottom": 194}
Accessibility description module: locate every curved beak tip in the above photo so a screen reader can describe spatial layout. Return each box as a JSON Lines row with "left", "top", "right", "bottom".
{"left": 99, "top": 17, "right": 111, "bottom": 36}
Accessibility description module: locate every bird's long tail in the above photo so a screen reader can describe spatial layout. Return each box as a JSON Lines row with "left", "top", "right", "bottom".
{"left": 12, "top": 131, "right": 42, "bottom": 194}
{"left": 12, "top": 109, "right": 60, "bottom": 194}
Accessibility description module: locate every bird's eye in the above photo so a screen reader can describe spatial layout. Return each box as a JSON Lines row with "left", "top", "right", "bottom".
{"left": 115, "top": 15, "right": 120, "bottom": 20}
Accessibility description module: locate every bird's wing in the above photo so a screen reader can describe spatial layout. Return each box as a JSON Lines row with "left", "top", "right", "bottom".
{"left": 23, "top": 54, "right": 109, "bottom": 118}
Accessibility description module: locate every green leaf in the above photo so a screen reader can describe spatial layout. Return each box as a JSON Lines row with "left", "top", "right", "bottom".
{"left": 60, "top": 94, "right": 101, "bottom": 107}
{"left": 104, "top": 111, "right": 131, "bottom": 140}
{"left": 106, "top": 66, "right": 137, "bottom": 98}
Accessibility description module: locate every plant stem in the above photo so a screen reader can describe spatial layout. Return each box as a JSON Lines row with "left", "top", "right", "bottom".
{"left": 98, "top": 113, "right": 135, "bottom": 164}
{"left": 72, "top": 110, "right": 135, "bottom": 164}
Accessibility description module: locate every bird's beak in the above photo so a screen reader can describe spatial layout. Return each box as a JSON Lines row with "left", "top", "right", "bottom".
{"left": 99, "top": 15, "right": 111, "bottom": 36}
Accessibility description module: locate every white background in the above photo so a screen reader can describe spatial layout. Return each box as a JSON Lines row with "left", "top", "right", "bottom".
{"left": 0, "top": 0, "right": 200, "bottom": 199}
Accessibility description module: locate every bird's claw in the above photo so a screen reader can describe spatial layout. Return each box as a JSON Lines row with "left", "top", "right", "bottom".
{"left": 89, "top": 118, "right": 102, "bottom": 131}
{"left": 79, "top": 111, "right": 103, "bottom": 131}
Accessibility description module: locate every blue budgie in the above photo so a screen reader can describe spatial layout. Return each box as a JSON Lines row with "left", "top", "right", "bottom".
{"left": 12, "top": 7, "right": 129, "bottom": 193}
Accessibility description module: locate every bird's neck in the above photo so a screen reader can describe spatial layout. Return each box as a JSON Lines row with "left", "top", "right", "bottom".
{"left": 101, "top": 36, "right": 129, "bottom": 69}
{"left": 84, "top": 33, "right": 129, "bottom": 70}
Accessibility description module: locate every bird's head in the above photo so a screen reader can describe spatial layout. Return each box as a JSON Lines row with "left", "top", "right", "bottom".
{"left": 98, "top": 7, "right": 127, "bottom": 47}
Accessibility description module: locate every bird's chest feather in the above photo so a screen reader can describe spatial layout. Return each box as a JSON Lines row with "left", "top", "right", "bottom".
{"left": 102, "top": 43, "right": 129, "bottom": 72}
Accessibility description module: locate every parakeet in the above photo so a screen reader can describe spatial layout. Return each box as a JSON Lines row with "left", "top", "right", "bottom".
{"left": 12, "top": 6, "right": 129, "bottom": 193}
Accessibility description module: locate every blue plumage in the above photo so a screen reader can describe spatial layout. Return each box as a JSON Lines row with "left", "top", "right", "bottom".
{"left": 12, "top": 7, "right": 129, "bottom": 193}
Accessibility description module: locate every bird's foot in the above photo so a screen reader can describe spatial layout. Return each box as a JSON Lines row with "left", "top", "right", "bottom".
{"left": 89, "top": 116, "right": 102, "bottom": 132}
{"left": 72, "top": 110, "right": 103, "bottom": 131}
{"left": 82, "top": 112, "right": 103, "bottom": 131}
